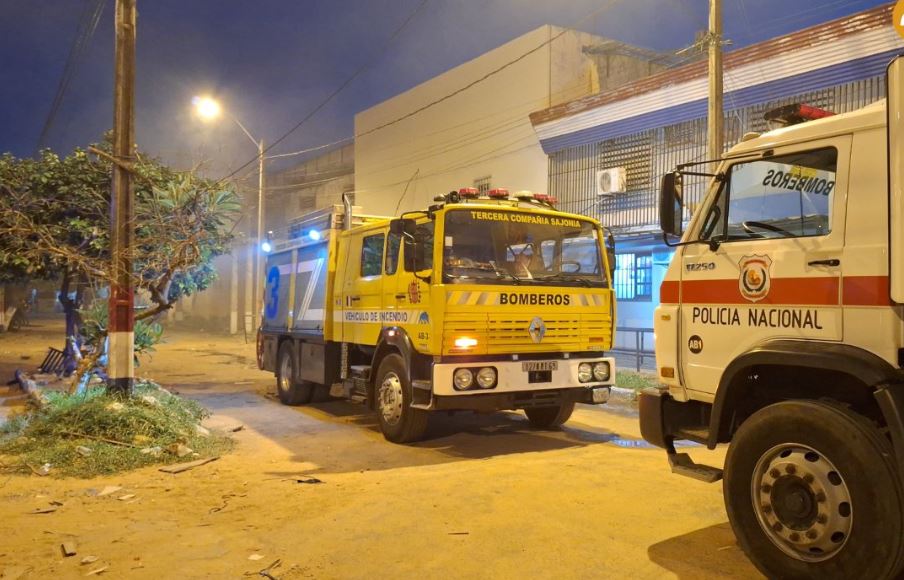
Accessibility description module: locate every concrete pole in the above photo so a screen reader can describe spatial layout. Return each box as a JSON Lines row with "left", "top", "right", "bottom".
{"left": 707, "top": 0, "right": 723, "bottom": 164}
{"left": 229, "top": 251, "right": 238, "bottom": 334}
{"left": 244, "top": 236, "right": 254, "bottom": 339}
{"left": 108, "top": 0, "right": 136, "bottom": 394}
{"left": 254, "top": 139, "right": 265, "bottom": 331}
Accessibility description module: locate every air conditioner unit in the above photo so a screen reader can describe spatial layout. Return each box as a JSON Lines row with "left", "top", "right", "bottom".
{"left": 596, "top": 167, "right": 626, "bottom": 195}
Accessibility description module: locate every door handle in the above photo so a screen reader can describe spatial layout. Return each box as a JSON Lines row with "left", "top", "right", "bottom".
{"left": 395, "top": 293, "right": 407, "bottom": 300}
{"left": 807, "top": 259, "right": 840, "bottom": 267}
{"left": 349, "top": 296, "right": 361, "bottom": 302}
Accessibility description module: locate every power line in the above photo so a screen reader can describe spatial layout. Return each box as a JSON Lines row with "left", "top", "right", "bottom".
{"left": 36, "top": 0, "right": 106, "bottom": 152}
{"left": 354, "top": 0, "right": 620, "bottom": 142}
{"left": 222, "top": 0, "right": 430, "bottom": 181}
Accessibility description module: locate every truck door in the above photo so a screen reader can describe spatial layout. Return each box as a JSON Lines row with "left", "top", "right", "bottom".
{"left": 382, "top": 221, "right": 434, "bottom": 352}
{"left": 678, "top": 136, "right": 850, "bottom": 396}
{"left": 341, "top": 230, "right": 386, "bottom": 346}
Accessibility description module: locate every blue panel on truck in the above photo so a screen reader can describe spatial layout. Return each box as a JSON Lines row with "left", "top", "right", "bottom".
{"left": 262, "top": 250, "right": 294, "bottom": 331}
{"left": 291, "top": 241, "right": 329, "bottom": 335}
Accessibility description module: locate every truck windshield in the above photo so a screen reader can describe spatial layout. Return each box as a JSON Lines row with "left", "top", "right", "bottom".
{"left": 442, "top": 209, "right": 606, "bottom": 287}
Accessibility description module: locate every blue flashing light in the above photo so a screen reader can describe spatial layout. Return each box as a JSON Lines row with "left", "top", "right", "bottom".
{"left": 308, "top": 229, "right": 322, "bottom": 241}
{"left": 261, "top": 240, "right": 273, "bottom": 253}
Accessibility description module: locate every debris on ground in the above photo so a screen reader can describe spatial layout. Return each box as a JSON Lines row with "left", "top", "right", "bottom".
{"left": 80, "top": 556, "right": 99, "bottom": 565}
{"left": 0, "top": 382, "right": 233, "bottom": 477}
{"left": 158, "top": 456, "right": 219, "bottom": 474}
{"left": 248, "top": 554, "right": 264, "bottom": 561}
{"left": 85, "top": 565, "right": 108, "bottom": 576}
{"left": 96, "top": 486, "right": 122, "bottom": 497}
{"left": 60, "top": 542, "right": 77, "bottom": 557}
{"left": 27, "top": 506, "right": 58, "bottom": 514}
{"left": 165, "top": 442, "right": 193, "bottom": 458}
{"left": 139, "top": 446, "right": 162, "bottom": 457}
{"left": 294, "top": 477, "right": 323, "bottom": 485}
{"left": 117, "top": 494, "right": 136, "bottom": 501}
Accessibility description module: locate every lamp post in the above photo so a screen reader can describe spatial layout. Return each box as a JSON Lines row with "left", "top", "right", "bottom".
{"left": 193, "top": 96, "right": 265, "bottom": 333}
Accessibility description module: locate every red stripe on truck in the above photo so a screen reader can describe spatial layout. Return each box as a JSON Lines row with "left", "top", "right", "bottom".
{"left": 659, "top": 276, "right": 891, "bottom": 307}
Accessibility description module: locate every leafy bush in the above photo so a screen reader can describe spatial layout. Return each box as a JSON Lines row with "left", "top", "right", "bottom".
{"left": 0, "top": 381, "right": 232, "bottom": 477}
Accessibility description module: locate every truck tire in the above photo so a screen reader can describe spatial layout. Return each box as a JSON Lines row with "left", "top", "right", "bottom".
{"left": 375, "top": 353, "right": 428, "bottom": 443}
{"left": 276, "top": 342, "right": 314, "bottom": 405}
{"left": 724, "top": 400, "right": 904, "bottom": 580}
{"left": 524, "top": 402, "right": 575, "bottom": 429}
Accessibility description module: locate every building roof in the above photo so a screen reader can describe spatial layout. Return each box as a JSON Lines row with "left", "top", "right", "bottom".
{"left": 530, "top": 4, "right": 902, "bottom": 154}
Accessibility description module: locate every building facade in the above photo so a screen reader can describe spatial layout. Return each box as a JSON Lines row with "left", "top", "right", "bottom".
{"left": 530, "top": 4, "right": 902, "bottom": 344}
{"left": 354, "top": 26, "right": 674, "bottom": 216}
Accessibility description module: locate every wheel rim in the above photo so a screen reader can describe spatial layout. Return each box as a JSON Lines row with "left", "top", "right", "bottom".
{"left": 751, "top": 443, "right": 853, "bottom": 562}
{"left": 378, "top": 371, "right": 404, "bottom": 426}
{"left": 278, "top": 355, "right": 291, "bottom": 393}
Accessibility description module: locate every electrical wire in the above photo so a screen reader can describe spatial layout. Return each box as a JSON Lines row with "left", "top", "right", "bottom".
{"left": 221, "top": 0, "right": 431, "bottom": 181}
{"left": 36, "top": 0, "right": 106, "bottom": 152}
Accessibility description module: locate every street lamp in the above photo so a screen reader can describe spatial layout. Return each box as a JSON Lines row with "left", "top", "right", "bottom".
{"left": 193, "top": 96, "right": 266, "bottom": 334}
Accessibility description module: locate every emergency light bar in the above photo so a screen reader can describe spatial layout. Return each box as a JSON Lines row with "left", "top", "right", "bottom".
{"left": 764, "top": 103, "right": 835, "bottom": 126}
{"left": 487, "top": 188, "right": 509, "bottom": 199}
{"left": 458, "top": 187, "right": 479, "bottom": 199}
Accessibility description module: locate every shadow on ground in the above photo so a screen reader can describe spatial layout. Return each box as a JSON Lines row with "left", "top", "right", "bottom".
{"left": 647, "top": 522, "right": 761, "bottom": 579}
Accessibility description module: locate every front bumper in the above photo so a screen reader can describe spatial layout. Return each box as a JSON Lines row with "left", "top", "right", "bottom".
{"left": 426, "top": 385, "right": 610, "bottom": 413}
{"left": 431, "top": 356, "right": 615, "bottom": 396}
{"left": 639, "top": 386, "right": 712, "bottom": 448}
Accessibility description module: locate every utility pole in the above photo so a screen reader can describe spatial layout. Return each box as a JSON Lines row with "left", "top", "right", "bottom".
{"left": 255, "top": 139, "right": 265, "bottom": 331}
{"left": 108, "top": 0, "right": 136, "bottom": 394}
{"left": 707, "top": 0, "right": 723, "bottom": 164}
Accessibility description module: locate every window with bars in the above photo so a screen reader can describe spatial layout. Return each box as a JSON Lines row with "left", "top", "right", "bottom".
{"left": 473, "top": 176, "right": 491, "bottom": 195}
{"left": 614, "top": 252, "right": 652, "bottom": 301}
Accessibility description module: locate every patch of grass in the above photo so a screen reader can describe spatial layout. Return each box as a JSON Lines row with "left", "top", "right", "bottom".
{"left": 615, "top": 370, "right": 660, "bottom": 392}
{"left": 0, "top": 381, "right": 233, "bottom": 478}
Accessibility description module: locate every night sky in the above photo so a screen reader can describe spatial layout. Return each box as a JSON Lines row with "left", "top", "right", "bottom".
{"left": 0, "top": 0, "right": 892, "bottom": 179}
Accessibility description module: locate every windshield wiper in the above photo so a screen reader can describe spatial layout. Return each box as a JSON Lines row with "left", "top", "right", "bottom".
{"left": 535, "top": 273, "right": 593, "bottom": 287}
{"left": 488, "top": 261, "right": 523, "bottom": 284}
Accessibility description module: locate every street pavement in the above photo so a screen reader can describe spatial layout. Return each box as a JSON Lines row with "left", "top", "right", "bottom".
{"left": 0, "top": 316, "right": 761, "bottom": 579}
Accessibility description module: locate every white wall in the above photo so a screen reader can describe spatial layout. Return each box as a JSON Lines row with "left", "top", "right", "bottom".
{"left": 354, "top": 26, "right": 603, "bottom": 216}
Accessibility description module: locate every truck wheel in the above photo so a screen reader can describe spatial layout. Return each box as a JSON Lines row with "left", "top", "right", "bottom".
{"left": 524, "top": 402, "right": 575, "bottom": 429}
{"left": 375, "top": 354, "right": 428, "bottom": 443}
{"left": 276, "top": 343, "right": 314, "bottom": 405}
{"left": 724, "top": 400, "right": 904, "bottom": 580}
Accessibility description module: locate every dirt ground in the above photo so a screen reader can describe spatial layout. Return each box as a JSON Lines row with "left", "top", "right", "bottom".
{"left": 0, "top": 315, "right": 761, "bottom": 579}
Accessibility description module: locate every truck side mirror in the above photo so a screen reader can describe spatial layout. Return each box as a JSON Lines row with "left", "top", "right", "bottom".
{"left": 604, "top": 228, "right": 616, "bottom": 278}
{"left": 660, "top": 172, "right": 684, "bottom": 238}
{"left": 389, "top": 218, "right": 417, "bottom": 238}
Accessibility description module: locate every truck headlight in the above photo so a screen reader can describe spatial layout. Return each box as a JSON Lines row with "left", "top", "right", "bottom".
{"left": 578, "top": 363, "right": 593, "bottom": 383}
{"left": 453, "top": 368, "right": 474, "bottom": 390}
{"left": 476, "top": 367, "right": 497, "bottom": 389}
{"left": 592, "top": 361, "right": 610, "bottom": 382}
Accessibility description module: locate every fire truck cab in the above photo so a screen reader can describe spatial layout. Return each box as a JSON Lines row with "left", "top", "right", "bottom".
{"left": 640, "top": 56, "right": 904, "bottom": 579}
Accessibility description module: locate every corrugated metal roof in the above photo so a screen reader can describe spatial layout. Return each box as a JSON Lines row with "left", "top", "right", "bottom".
{"left": 530, "top": 3, "right": 895, "bottom": 127}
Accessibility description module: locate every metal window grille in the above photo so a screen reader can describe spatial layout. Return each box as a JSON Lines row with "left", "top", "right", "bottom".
{"left": 613, "top": 252, "right": 652, "bottom": 302}
{"left": 548, "top": 75, "right": 886, "bottom": 233}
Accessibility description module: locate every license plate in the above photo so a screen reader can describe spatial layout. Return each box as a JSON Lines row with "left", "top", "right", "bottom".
{"left": 522, "top": 361, "right": 558, "bottom": 372}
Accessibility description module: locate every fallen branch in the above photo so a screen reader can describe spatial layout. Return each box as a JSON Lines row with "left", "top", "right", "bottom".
{"left": 60, "top": 431, "right": 137, "bottom": 448}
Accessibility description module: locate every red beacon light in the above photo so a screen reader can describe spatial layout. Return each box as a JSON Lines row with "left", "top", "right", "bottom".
{"left": 764, "top": 103, "right": 835, "bottom": 127}
{"left": 532, "top": 193, "right": 550, "bottom": 203}
{"left": 458, "top": 187, "right": 479, "bottom": 199}
{"left": 487, "top": 188, "right": 509, "bottom": 199}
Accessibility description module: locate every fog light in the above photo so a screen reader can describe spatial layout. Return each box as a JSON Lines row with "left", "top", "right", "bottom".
{"left": 476, "top": 367, "right": 497, "bottom": 389}
{"left": 578, "top": 362, "right": 593, "bottom": 383}
{"left": 592, "top": 361, "right": 610, "bottom": 382}
{"left": 592, "top": 387, "right": 610, "bottom": 404}
{"left": 453, "top": 368, "right": 474, "bottom": 390}
{"left": 454, "top": 337, "right": 478, "bottom": 349}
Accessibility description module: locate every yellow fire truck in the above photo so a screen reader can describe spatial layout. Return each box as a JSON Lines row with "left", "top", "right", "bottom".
{"left": 258, "top": 188, "right": 616, "bottom": 443}
{"left": 641, "top": 56, "right": 904, "bottom": 578}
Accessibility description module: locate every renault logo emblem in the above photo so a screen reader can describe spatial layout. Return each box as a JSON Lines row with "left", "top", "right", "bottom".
{"left": 528, "top": 316, "right": 546, "bottom": 344}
